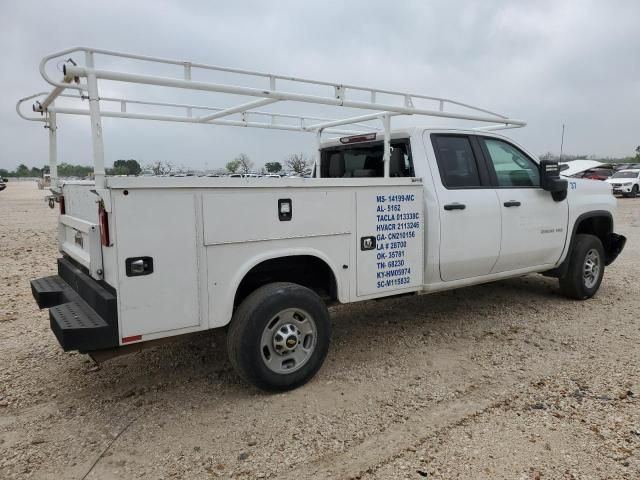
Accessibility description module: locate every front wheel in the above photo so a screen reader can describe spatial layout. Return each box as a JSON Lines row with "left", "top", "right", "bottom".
{"left": 227, "top": 282, "right": 331, "bottom": 391}
{"left": 559, "top": 234, "right": 605, "bottom": 300}
{"left": 631, "top": 185, "right": 639, "bottom": 198}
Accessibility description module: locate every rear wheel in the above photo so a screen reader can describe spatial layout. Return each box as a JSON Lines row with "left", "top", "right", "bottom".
{"left": 559, "top": 234, "right": 605, "bottom": 300}
{"left": 227, "top": 282, "right": 331, "bottom": 391}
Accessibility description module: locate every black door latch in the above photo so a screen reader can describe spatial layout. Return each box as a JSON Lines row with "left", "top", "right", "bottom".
{"left": 361, "top": 236, "right": 376, "bottom": 251}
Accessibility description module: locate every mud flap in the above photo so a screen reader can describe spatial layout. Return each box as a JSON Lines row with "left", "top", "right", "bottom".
{"left": 604, "top": 232, "right": 626, "bottom": 265}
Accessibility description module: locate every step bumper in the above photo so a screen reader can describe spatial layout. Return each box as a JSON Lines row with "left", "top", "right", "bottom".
{"left": 31, "top": 258, "right": 119, "bottom": 352}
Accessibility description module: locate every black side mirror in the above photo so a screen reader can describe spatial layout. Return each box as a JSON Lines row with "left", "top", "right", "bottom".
{"left": 540, "top": 160, "right": 568, "bottom": 202}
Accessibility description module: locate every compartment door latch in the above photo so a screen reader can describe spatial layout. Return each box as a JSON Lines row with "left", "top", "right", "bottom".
{"left": 125, "top": 257, "right": 154, "bottom": 277}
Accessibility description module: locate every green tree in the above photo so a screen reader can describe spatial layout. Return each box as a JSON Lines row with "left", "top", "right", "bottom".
{"left": 57, "top": 163, "right": 93, "bottom": 178}
{"left": 264, "top": 161, "right": 282, "bottom": 173}
{"left": 15, "top": 164, "right": 30, "bottom": 177}
{"left": 226, "top": 159, "right": 241, "bottom": 173}
{"left": 635, "top": 146, "right": 640, "bottom": 161}
{"left": 0, "top": 168, "right": 9, "bottom": 178}
{"left": 112, "top": 159, "right": 142, "bottom": 175}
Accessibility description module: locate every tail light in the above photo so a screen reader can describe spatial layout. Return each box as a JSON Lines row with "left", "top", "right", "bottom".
{"left": 59, "top": 195, "right": 66, "bottom": 215}
{"left": 98, "top": 203, "right": 110, "bottom": 246}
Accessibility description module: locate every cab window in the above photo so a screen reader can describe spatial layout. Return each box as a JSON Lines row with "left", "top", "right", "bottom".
{"left": 321, "top": 140, "right": 413, "bottom": 178}
{"left": 482, "top": 138, "right": 540, "bottom": 187}
{"left": 432, "top": 135, "right": 483, "bottom": 188}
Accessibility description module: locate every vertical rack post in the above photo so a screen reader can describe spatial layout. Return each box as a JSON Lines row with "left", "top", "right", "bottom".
{"left": 314, "top": 129, "right": 323, "bottom": 178}
{"left": 382, "top": 114, "right": 391, "bottom": 177}
{"left": 85, "top": 50, "right": 106, "bottom": 189}
{"left": 48, "top": 107, "right": 58, "bottom": 190}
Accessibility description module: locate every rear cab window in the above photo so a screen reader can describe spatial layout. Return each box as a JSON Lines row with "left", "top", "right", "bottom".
{"left": 320, "top": 139, "right": 414, "bottom": 178}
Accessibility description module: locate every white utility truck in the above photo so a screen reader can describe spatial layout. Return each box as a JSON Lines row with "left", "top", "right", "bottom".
{"left": 19, "top": 48, "right": 626, "bottom": 391}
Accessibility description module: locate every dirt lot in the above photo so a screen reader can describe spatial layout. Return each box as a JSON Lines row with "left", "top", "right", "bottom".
{"left": 1, "top": 181, "right": 638, "bottom": 479}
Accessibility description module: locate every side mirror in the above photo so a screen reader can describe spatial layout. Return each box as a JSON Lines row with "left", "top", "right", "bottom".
{"left": 540, "top": 160, "right": 568, "bottom": 201}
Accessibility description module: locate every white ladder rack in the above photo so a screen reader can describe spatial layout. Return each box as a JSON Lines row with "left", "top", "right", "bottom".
{"left": 17, "top": 47, "right": 526, "bottom": 188}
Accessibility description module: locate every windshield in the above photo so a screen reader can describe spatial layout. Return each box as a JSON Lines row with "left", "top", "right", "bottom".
{"left": 611, "top": 171, "right": 639, "bottom": 179}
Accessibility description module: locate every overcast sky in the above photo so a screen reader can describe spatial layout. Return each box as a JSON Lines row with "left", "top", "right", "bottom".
{"left": 1, "top": 0, "right": 639, "bottom": 172}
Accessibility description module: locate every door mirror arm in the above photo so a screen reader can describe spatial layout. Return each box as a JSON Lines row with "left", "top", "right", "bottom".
{"left": 539, "top": 160, "right": 568, "bottom": 202}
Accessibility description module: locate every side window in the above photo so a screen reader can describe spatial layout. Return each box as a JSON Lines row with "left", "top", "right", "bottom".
{"left": 482, "top": 138, "right": 540, "bottom": 187}
{"left": 432, "top": 135, "right": 482, "bottom": 188}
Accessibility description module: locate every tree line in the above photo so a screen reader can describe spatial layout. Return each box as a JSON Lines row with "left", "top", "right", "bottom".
{"left": 540, "top": 146, "right": 640, "bottom": 163}
{"left": 0, "top": 163, "right": 94, "bottom": 179}
{"left": 0, "top": 159, "right": 143, "bottom": 179}
{"left": 224, "top": 153, "right": 312, "bottom": 176}
{"left": 5, "top": 147, "right": 638, "bottom": 179}
{"left": 0, "top": 153, "right": 312, "bottom": 179}
{"left": 146, "top": 153, "right": 313, "bottom": 176}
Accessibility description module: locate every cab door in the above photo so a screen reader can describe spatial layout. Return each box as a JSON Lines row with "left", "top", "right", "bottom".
{"left": 428, "top": 133, "right": 502, "bottom": 282}
{"left": 478, "top": 136, "right": 568, "bottom": 272}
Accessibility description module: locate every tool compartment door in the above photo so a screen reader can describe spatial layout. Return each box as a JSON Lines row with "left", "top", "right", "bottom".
{"left": 356, "top": 187, "right": 424, "bottom": 297}
{"left": 114, "top": 190, "right": 201, "bottom": 338}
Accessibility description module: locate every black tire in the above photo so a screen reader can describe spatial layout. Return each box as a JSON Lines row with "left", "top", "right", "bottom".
{"left": 632, "top": 185, "right": 639, "bottom": 198}
{"left": 227, "top": 282, "right": 331, "bottom": 392}
{"left": 559, "top": 234, "right": 605, "bottom": 300}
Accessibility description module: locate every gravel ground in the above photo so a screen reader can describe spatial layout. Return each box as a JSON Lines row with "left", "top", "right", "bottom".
{"left": 0, "top": 181, "right": 638, "bottom": 479}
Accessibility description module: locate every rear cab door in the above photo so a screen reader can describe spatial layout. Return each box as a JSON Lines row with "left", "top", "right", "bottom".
{"left": 426, "top": 132, "right": 502, "bottom": 281}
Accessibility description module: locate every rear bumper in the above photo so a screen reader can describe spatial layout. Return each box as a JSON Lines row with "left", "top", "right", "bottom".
{"left": 31, "top": 257, "right": 119, "bottom": 352}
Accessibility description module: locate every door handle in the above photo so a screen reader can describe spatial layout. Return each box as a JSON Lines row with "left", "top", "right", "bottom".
{"left": 503, "top": 201, "right": 521, "bottom": 207}
{"left": 443, "top": 203, "right": 466, "bottom": 211}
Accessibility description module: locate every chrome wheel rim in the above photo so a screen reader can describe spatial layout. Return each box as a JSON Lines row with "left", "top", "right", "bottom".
{"left": 583, "top": 248, "right": 600, "bottom": 289}
{"left": 260, "top": 308, "right": 317, "bottom": 374}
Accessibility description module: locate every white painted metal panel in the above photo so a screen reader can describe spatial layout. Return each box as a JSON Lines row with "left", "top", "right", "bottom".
{"left": 202, "top": 190, "right": 351, "bottom": 245}
{"left": 492, "top": 189, "right": 568, "bottom": 272}
{"left": 437, "top": 190, "right": 502, "bottom": 281}
{"left": 114, "top": 190, "right": 200, "bottom": 337}
{"left": 62, "top": 183, "right": 99, "bottom": 223}
{"left": 356, "top": 187, "right": 424, "bottom": 296}
{"left": 206, "top": 235, "right": 350, "bottom": 328}
{"left": 57, "top": 214, "right": 103, "bottom": 279}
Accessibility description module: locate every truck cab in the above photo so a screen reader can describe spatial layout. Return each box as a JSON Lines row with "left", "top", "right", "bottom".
{"left": 318, "top": 128, "right": 622, "bottom": 288}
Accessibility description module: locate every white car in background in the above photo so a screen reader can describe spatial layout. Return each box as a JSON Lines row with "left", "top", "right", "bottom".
{"left": 606, "top": 169, "right": 640, "bottom": 197}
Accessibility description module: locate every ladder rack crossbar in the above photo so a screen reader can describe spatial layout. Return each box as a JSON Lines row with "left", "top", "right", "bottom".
{"left": 17, "top": 92, "right": 378, "bottom": 132}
